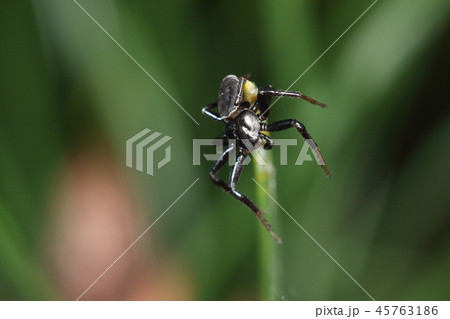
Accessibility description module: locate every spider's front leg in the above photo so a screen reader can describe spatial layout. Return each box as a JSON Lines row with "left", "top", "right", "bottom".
{"left": 202, "top": 101, "right": 222, "bottom": 121}
{"left": 262, "top": 120, "right": 330, "bottom": 177}
{"left": 209, "top": 144, "right": 234, "bottom": 192}
{"left": 259, "top": 87, "right": 327, "bottom": 108}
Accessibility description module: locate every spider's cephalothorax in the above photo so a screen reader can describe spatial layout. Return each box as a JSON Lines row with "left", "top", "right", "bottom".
{"left": 202, "top": 74, "right": 329, "bottom": 242}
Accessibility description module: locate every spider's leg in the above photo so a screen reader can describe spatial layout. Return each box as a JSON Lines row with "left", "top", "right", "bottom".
{"left": 229, "top": 150, "right": 281, "bottom": 243}
{"left": 255, "top": 86, "right": 272, "bottom": 121}
{"left": 215, "top": 132, "right": 228, "bottom": 145}
{"left": 209, "top": 144, "right": 234, "bottom": 192}
{"left": 263, "top": 120, "right": 330, "bottom": 177}
{"left": 259, "top": 87, "right": 327, "bottom": 108}
{"left": 202, "top": 101, "right": 223, "bottom": 121}
{"left": 259, "top": 133, "right": 274, "bottom": 150}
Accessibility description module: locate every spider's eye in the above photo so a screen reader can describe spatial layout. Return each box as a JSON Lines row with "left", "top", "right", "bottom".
{"left": 243, "top": 80, "right": 258, "bottom": 106}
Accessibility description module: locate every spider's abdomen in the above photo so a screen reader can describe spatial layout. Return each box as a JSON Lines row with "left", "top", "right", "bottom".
{"left": 226, "top": 110, "right": 262, "bottom": 151}
{"left": 218, "top": 75, "right": 239, "bottom": 117}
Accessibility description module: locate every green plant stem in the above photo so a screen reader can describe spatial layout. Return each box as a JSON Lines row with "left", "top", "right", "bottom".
{"left": 254, "top": 141, "right": 281, "bottom": 300}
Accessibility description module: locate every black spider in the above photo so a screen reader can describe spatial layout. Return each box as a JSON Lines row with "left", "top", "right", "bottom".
{"left": 202, "top": 74, "right": 329, "bottom": 242}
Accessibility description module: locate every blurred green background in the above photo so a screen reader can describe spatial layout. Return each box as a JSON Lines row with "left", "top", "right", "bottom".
{"left": 0, "top": 0, "right": 449, "bottom": 300}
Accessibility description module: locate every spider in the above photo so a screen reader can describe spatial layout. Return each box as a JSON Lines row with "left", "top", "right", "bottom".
{"left": 202, "top": 74, "right": 329, "bottom": 242}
